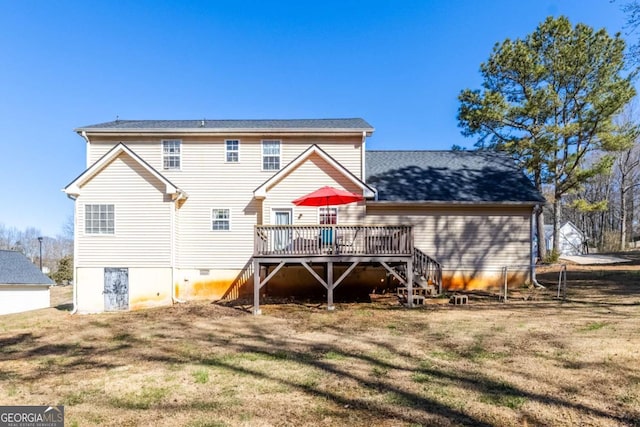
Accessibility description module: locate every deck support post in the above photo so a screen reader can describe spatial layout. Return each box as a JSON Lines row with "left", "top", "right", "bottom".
{"left": 327, "top": 261, "right": 334, "bottom": 311}
{"left": 253, "top": 259, "right": 261, "bottom": 315}
{"left": 406, "top": 258, "right": 414, "bottom": 308}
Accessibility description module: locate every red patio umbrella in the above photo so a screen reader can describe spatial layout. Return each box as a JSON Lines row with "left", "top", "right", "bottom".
{"left": 292, "top": 186, "right": 364, "bottom": 207}
{"left": 293, "top": 187, "right": 364, "bottom": 246}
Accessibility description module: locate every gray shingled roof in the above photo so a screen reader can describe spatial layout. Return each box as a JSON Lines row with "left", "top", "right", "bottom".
{"left": 78, "top": 118, "right": 373, "bottom": 131}
{"left": 366, "top": 150, "right": 545, "bottom": 204}
{"left": 0, "top": 250, "right": 54, "bottom": 285}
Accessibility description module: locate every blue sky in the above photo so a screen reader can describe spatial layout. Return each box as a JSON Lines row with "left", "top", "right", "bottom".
{"left": 0, "top": 0, "right": 631, "bottom": 236}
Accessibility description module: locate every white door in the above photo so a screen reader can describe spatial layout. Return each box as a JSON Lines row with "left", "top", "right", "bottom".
{"left": 272, "top": 209, "right": 292, "bottom": 250}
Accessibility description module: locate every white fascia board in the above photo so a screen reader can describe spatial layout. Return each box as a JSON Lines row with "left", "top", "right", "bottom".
{"left": 63, "top": 143, "right": 180, "bottom": 197}
{"left": 254, "top": 145, "right": 375, "bottom": 199}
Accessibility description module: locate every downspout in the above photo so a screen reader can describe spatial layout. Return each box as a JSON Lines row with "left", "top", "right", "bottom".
{"left": 171, "top": 191, "right": 186, "bottom": 303}
{"left": 531, "top": 205, "right": 545, "bottom": 289}
{"left": 361, "top": 131, "right": 366, "bottom": 184}
{"left": 69, "top": 130, "right": 90, "bottom": 314}
{"left": 80, "top": 131, "right": 91, "bottom": 169}
{"left": 66, "top": 194, "right": 79, "bottom": 314}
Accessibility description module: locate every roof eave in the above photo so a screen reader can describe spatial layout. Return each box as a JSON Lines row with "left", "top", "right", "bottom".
{"left": 75, "top": 128, "right": 375, "bottom": 136}
{"left": 366, "top": 200, "right": 543, "bottom": 207}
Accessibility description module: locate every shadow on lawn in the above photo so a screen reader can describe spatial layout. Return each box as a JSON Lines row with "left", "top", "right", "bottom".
{"left": 537, "top": 266, "right": 640, "bottom": 302}
{"left": 2, "top": 282, "right": 640, "bottom": 426}
{"left": 3, "top": 305, "right": 638, "bottom": 426}
{"left": 151, "top": 320, "right": 638, "bottom": 426}
{"left": 54, "top": 302, "right": 74, "bottom": 312}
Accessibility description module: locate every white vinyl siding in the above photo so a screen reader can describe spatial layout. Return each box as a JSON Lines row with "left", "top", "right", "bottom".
{"left": 88, "top": 136, "right": 363, "bottom": 180}
{"left": 225, "top": 140, "right": 239, "bottom": 163}
{"left": 84, "top": 135, "right": 364, "bottom": 270}
{"left": 84, "top": 204, "right": 115, "bottom": 235}
{"left": 162, "top": 140, "right": 181, "bottom": 170}
{"left": 262, "top": 151, "right": 365, "bottom": 225}
{"left": 76, "top": 154, "right": 172, "bottom": 267}
{"left": 262, "top": 140, "right": 281, "bottom": 170}
{"left": 365, "top": 205, "right": 531, "bottom": 270}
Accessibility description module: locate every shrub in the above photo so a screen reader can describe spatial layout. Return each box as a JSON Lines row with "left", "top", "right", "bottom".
{"left": 543, "top": 249, "right": 560, "bottom": 264}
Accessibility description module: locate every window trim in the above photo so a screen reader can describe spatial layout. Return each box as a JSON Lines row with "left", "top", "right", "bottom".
{"left": 225, "top": 139, "right": 240, "bottom": 163}
{"left": 211, "top": 208, "right": 231, "bottom": 231}
{"left": 162, "top": 139, "right": 182, "bottom": 171}
{"left": 261, "top": 139, "right": 282, "bottom": 171}
{"left": 318, "top": 207, "right": 338, "bottom": 225}
{"left": 84, "top": 203, "right": 116, "bottom": 236}
{"left": 271, "top": 208, "right": 293, "bottom": 225}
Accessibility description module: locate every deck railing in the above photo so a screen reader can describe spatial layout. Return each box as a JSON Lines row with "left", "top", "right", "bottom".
{"left": 254, "top": 225, "right": 413, "bottom": 257}
{"left": 413, "top": 247, "right": 443, "bottom": 293}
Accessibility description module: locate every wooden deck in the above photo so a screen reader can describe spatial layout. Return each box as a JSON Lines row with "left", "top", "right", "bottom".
{"left": 254, "top": 225, "right": 413, "bottom": 257}
{"left": 252, "top": 225, "right": 442, "bottom": 314}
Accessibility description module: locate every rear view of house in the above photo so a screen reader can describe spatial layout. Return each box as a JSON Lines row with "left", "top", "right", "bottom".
{"left": 0, "top": 250, "right": 54, "bottom": 315}
{"left": 64, "top": 118, "right": 544, "bottom": 313}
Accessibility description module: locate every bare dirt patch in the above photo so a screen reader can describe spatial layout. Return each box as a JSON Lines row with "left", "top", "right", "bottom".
{"left": 1, "top": 260, "right": 639, "bottom": 426}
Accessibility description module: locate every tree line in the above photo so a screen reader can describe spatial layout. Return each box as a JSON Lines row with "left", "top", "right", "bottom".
{"left": 0, "top": 220, "right": 73, "bottom": 284}
{"left": 457, "top": 12, "right": 640, "bottom": 259}
{"left": 562, "top": 136, "right": 640, "bottom": 251}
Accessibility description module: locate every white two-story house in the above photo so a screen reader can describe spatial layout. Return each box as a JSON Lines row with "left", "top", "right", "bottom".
{"left": 64, "top": 118, "right": 544, "bottom": 313}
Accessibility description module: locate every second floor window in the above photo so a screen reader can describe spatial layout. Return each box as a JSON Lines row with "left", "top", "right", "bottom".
{"left": 262, "top": 140, "right": 281, "bottom": 170}
{"left": 212, "top": 208, "right": 230, "bottom": 231}
{"left": 162, "top": 140, "right": 181, "bottom": 170}
{"left": 85, "top": 204, "right": 115, "bottom": 235}
{"left": 226, "top": 140, "right": 239, "bottom": 163}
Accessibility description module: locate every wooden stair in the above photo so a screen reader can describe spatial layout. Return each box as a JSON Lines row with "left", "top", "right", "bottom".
{"left": 395, "top": 247, "right": 442, "bottom": 304}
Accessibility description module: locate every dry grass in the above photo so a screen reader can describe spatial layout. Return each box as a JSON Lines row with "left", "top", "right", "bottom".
{"left": 1, "top": 258, "right": 640, "bottom": 426}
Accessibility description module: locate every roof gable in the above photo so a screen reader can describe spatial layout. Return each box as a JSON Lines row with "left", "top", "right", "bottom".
{"left": 254, "top": 144, "right": 376, "bottom": 199}
{"left": 544, "top": 222, "right": 585, "bottom": 241}
{"left": 0, "top": 250, "right": 54, "bottom": 285}
{"left": 63, "top": 143, "right": 184, "bottom": 198}
{"left": 366, "top": 150, "right": 545, "bottom": 204}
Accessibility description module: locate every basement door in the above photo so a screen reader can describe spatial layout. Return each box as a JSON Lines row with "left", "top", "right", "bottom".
{"left": 104, "top": 268, "right": 129, "bottom": 311}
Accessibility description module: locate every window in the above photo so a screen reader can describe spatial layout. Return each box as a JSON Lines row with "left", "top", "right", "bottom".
{"left": 162, "top": 140, "right": 181, "bottom": 170}
{"left": 211, "top": 209, "right": 230, "bottom": 231}
{"left": 319, "top": 207, "right": 337, "bottom": 225}
{"left": 85, "top": 204, "right": 115, "bottom": 235}
{"left": 225, "top": 140, "right": 239, "bottom": 163}
{"left": 262, "top": 140, "right": 281, "bottom": 170}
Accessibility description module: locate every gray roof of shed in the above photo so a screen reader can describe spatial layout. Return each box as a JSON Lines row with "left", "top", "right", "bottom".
{"left": 0, "top": 250, "right": 54, "bottom": 285}
{"left": 77, "top": 118, "right": 373, "bottom": 131}
{"left": 366, "top": 150, "right": 545, "bottom": 204}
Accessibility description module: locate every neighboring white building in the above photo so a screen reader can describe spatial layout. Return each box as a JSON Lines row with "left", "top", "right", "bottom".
{"left": 64, "top": 119, "right": 545, "bottom": 313}
{"left": 543, "top": 222, "right": 587, "bottom": 256}
{"left": 0, "top": 250, "right": 53, "bottom": 315}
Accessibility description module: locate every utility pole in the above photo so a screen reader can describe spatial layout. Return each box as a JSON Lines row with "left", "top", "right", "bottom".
{"left": 37, "top": 236, "right": 43, "bottom": 271}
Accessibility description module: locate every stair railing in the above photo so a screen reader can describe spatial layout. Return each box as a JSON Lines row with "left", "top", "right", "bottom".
{"left": 413, "top": 247, "right": 442, "bottom": 295}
